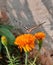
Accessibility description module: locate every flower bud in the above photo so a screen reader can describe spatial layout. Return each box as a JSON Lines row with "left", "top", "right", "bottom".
{"left": 1, "top": 36, "right": 7, "bottom": 46}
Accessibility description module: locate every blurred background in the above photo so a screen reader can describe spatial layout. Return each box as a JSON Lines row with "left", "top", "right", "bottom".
{"left": 0, "top": 0, "right": 53, "bottom": 50}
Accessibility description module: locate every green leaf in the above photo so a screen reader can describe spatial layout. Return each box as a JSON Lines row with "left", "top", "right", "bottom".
{"left": 0, "top": 24, "right": 13, "bottom": 30}
{"left": 0, "top": 27, "right": 15, "bottom": 45}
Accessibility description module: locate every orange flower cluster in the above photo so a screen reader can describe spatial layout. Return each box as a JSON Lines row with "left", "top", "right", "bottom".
{"left": 14, "top": 34, "right": 35, "bottom": 52}
{"left": 34, "top": 32, "right": 45, "bottom": 40}
{"left": 14, "top": 32, "right": 45, "bottom": 52}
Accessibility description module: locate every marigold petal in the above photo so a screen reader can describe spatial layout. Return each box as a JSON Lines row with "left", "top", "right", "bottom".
{"left": 14, "top": 34, "right": 36, "bottom": 52}
{"left": 34, "top": 32, "right": 45, "bottom": 40}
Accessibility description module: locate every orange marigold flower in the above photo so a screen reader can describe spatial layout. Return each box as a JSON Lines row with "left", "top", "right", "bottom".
{"left": 34, "top": 32, "right": 45, "bottom": 40}
{"left": 14, "top": 34, "right": 36, "bottom": 52}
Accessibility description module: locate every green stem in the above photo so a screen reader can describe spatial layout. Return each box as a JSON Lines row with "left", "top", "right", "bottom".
{"left": 5, "top": 46, "right": 11, "bottom": 60}
{"left": 32, "top": 57, "right": 37, "bottom": 65}
{"left": 25, "top": 52, "right": 28, "bottom": 65}
{"left": 31, "top": 51, "right": 40, "bottom": 65}
{"left": 5, "top": 45, "right": 13, "bottom": 65}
